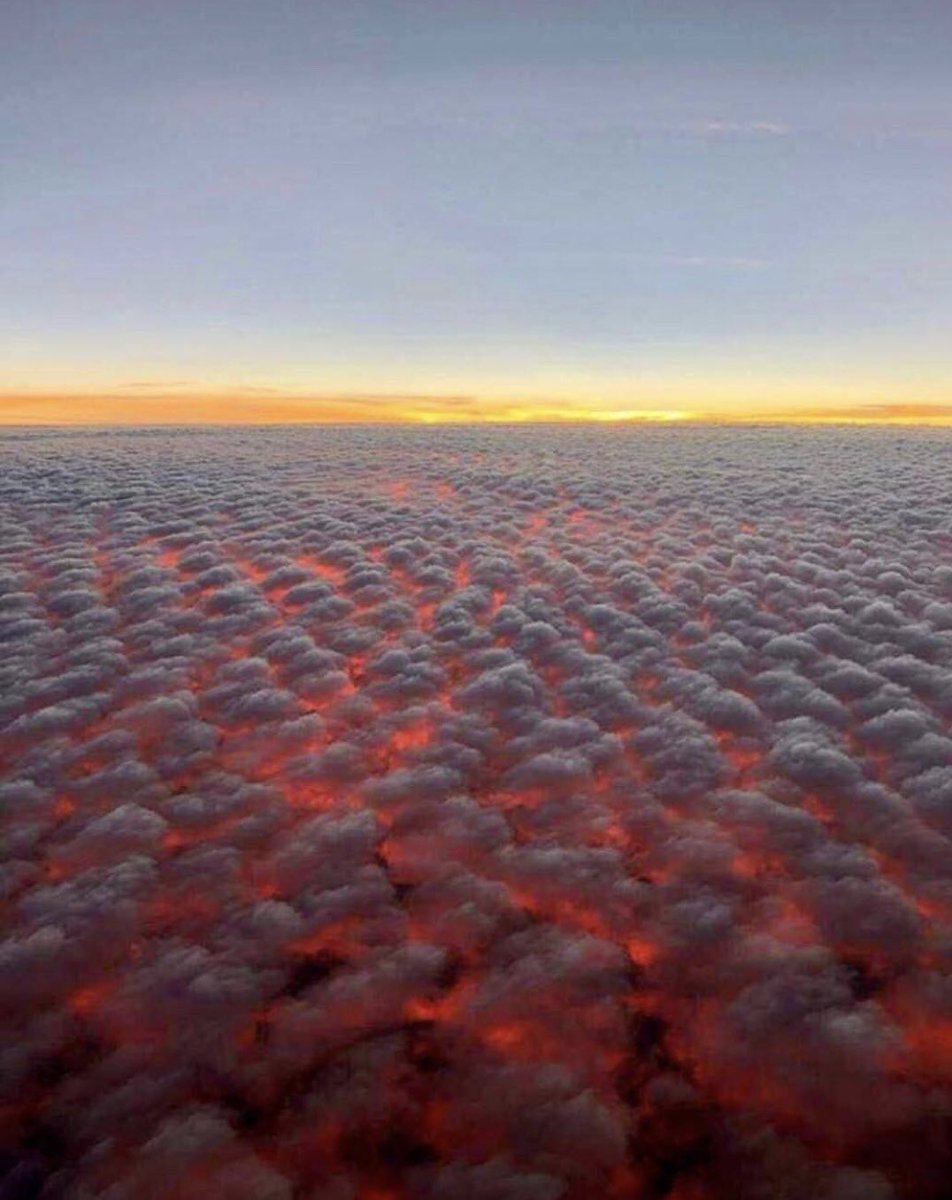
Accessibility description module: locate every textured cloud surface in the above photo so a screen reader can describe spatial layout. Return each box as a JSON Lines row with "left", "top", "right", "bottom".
{"left": 2, "top": 425, "right": 952, "bottom": 1199}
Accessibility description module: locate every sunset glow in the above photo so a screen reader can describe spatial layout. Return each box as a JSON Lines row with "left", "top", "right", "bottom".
{"left": 4, "top": 390, "right": 952, "bottom": 427}
{"left": 3, "top": 3, "right": 952, "bottom": 1199}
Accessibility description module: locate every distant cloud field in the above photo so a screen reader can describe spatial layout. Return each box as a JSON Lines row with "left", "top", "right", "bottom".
{"left": 2, "top": 426, "right": 952, "bottom": 1199}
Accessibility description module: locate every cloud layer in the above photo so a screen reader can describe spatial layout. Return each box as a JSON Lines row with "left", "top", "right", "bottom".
{"left": 2, "top": 425, "right": 952, "bottom": 1199}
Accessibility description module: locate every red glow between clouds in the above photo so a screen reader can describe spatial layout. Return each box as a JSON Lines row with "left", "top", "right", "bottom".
{"left": 2, "top": 426, "right": 952, "bottom": 1200}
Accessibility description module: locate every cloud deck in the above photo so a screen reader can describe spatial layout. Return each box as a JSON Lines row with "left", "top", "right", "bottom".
{"left": 2, "top": 425, "right": 952, "bottom": 1199}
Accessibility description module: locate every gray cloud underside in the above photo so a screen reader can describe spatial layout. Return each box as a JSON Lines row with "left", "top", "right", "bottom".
{"left": 2, "top": 425, "right": 952, "bottom": 1200}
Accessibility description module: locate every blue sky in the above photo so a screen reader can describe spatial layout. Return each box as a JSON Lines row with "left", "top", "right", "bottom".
{"left": 3, "top": 0, "right": 952, "bottom": 418}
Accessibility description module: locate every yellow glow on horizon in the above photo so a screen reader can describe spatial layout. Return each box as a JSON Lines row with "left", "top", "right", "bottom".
{"left": 2, "top": 388, "right": 952, "bottom": 427}
{"left": 412, "top": 405, "right": 698, "bottom": 425}
{"left": 584, "top": 408, "right": 696, "bottom": 423}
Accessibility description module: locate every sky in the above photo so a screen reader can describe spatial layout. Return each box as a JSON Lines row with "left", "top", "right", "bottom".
{"left": 3, "top": 0, "right": 952, "bottom": 423}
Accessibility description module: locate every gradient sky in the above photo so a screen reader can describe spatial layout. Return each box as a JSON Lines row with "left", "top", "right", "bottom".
{"left": 3, "top": 0, "right": 952, "bottom": 422}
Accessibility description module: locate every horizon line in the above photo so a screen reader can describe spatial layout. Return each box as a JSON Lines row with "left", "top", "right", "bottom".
{"left": 4, "top": 392, "right": 952, "bottom": 428}
{"left": 5, "top": 417, "right": 952, "bottom": 430}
